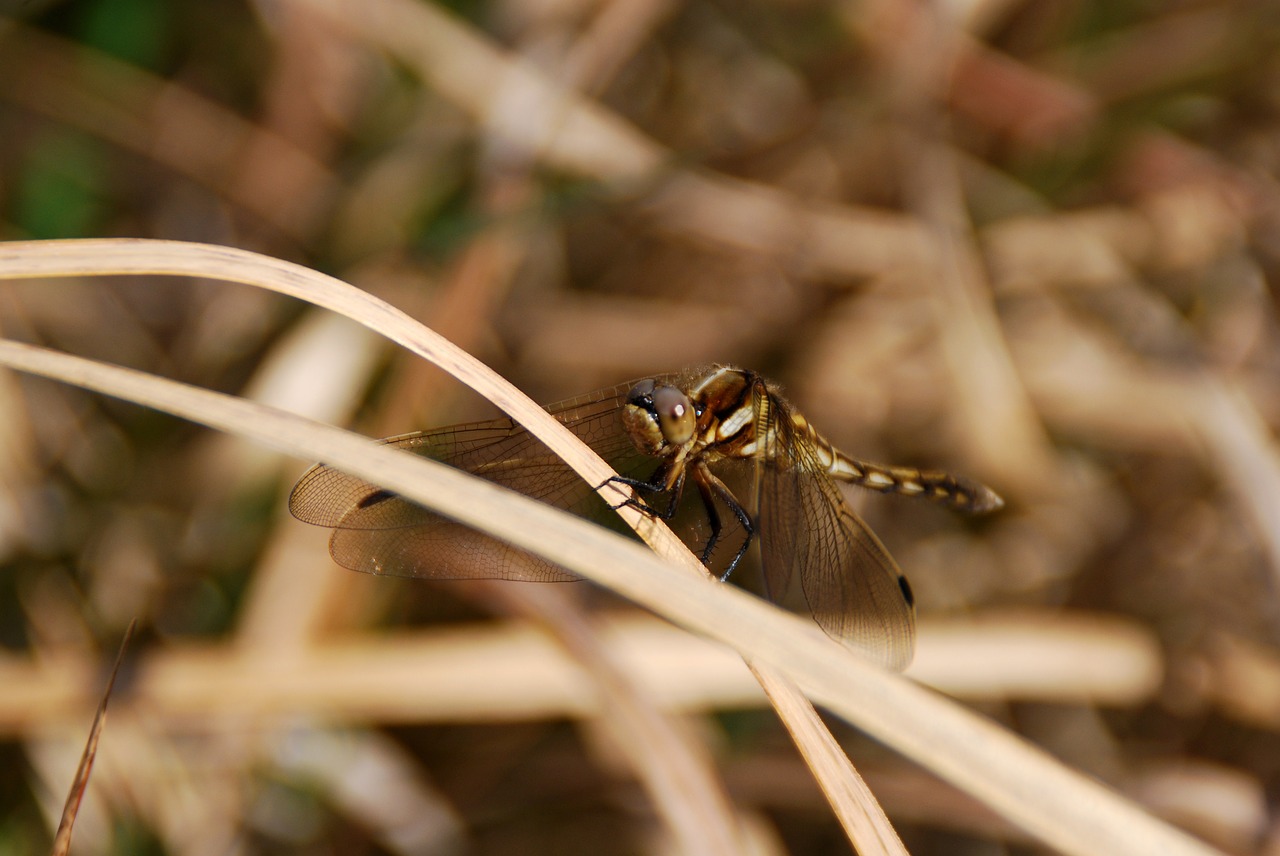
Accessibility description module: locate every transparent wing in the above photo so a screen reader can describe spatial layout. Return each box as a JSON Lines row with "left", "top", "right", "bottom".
{"left": 288, "top": 378, "right": 672, "bottom": 582}
{"left": 755, "top": 405, "right": 916, "bottom": 670}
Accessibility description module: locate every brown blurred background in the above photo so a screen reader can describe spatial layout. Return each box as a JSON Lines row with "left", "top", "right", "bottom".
{"left": 3, "top": 0, "right": 1280, "bottom": 853}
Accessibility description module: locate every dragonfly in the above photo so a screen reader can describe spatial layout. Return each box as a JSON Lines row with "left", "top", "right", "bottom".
{"left": 289, "top": 365, "right": 1002, "bottom": 669}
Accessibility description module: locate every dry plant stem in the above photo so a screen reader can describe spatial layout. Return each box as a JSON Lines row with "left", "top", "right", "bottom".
{"left": 293, "top": 0, "right": 664, "bottom": 180}
{"left": 991, "top": 223, "right": 1280, "bottom": 585}
{"left": 0, "top": 23, "right": 334, "bottom": 242}
{"left": 0, "top": 249, "right": 1223, "bottom": 856}
{"left": 293, "top": 0, "right": 932, "bottom": 281}
{"left": 564, "top": 0, "right": 678, "bottom": 95}
{"left": 0, "top": 337, "right": 1226, "bottom": 856}
{"left": 1189, "top": 379, "right": 1280, "bottom": 592}
{"left": 18, "top": 236, "right": 735, "bottom": 851}
{"left": 888, "top": 7, "right": 1057, "bottom": 493}
{"left": 479, "top": 582, "right": 744, "bottom": 856}
{"left": 912, "top": 135, "right": 1058, "bottom": 491}
{"left": 0, "top": 239, "right": 890, "bottom": 849}
{"left": 749, "top": 664, "right": 908, "bottom": 856}
{"left": 51, "top": 620, "right": 136, "bottom": 856}
{"left": 0, "top": 611, "right": 1165, "bottom": 731}
{"left": 430, "top": 0, "right": 903, "bottom": 821}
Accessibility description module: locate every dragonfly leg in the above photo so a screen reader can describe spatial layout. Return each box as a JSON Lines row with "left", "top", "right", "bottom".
{"left": 693, "top": 474, "right": 723, "bottom": 565}
{"left": 601, "top": 467, "right": 684, "bottom": 521}
{"left": 691, "top": 465, "right": 754, "bottom": 581}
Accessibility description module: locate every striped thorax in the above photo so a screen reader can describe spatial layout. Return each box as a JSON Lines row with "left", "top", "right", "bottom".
{"left": 621, "top": 366, "right": 1003, "bottom": 516}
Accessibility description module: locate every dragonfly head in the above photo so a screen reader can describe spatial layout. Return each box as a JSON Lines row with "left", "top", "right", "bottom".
{"left": 622, "top": 379, "right": 697, "bottom": 454}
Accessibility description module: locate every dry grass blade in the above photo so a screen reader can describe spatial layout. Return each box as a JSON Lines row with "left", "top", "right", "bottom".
{"left": 0, "top": 238, "right": 890, "bottom": 850}
{"left": 476, "top": 581, "right": 745, "bottom": 856}
{"left": 0, "top": 344, "right": 1197, "bottom": 856}
{"left": 296, "top": 0, "right": 931, "bottom": 280}
{"left": 0, "top": 336, "right": 1225, "bottom": 854}
{"left": 3, "top": 3, "right": 1274, "bottom": 852}
{"left": 749, "top": 664, "right": 907, "bottom": 856}
{"left": 0, "top": 22, "right": 334, "bottom": 242}
{"left": 0, "top": 611, "right": 1164, "bottom": 731}
{"left": 49, "top": 619, "right": 136, "bottom": 856}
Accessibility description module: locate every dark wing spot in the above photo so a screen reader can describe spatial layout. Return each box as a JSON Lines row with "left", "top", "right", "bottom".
{"left": 357, "top": 488, "right": 397, "bottom": 510}
{"left": 897, "top": 575, "right": 915, "bottom": 608}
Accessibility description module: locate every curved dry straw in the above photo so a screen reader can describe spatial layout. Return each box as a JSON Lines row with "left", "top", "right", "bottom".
{"left": 0, "top": 239, "right": 1223, "bottom": 856}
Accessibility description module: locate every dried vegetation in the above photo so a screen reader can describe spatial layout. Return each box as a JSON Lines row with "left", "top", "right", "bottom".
{"left": 1, "top": 0, "right": 1280, "bottom": 854}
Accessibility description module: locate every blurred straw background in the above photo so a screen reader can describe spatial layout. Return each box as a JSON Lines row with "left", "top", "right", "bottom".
{"left": 1, "top": 0, "right": 1279, "bottom": 853}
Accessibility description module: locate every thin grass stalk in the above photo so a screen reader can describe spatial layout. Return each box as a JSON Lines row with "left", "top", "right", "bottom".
{"left": 0, "top": 238, "right": 900, "bottom": 851}
{"left": 0, "top": 239, "right": 1225, "bottom": 855}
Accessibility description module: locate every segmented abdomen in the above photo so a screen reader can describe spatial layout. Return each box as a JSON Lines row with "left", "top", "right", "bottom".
{"left": 792, "top": 413, "right": 1003, "bottom": 514}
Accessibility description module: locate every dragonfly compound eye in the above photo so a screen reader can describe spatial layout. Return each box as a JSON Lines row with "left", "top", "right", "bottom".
{"left": 621, "top": 378, "right": 668, "bottom": 454}
{"left": 626, "top": 379, "right": 656, "bottom": 407}
{"left": 653, "top": 386, "right": 695, "bottom": 445}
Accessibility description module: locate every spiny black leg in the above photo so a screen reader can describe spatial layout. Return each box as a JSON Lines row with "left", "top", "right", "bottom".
{"left": 600, "top": 467, "right": 685, "bottom": 521}
{"left": 599, "top": 471, "right": 664, "bottom": 515}
{"left": 693, "top": 466, "right": 754, "bottom": 581}
{"left": 693, "top": 473, "right": 723, "bottom": 565}
{"left": 718, "top": 492, "right": 753, "bottom": 582}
